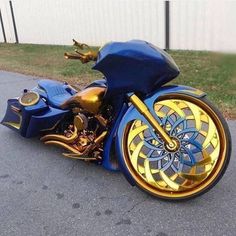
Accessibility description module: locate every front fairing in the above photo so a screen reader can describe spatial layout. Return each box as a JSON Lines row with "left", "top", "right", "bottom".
{"left": 93, "top": 40, "right": 180, "bottom": 96}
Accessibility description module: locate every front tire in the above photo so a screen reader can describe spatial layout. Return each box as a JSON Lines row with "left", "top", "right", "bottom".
{"left": 122, "top": 94, "right": 231, "bottom": 200}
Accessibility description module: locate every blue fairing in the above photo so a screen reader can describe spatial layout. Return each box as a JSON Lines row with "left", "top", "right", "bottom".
{"left": 93, "top": 40, "right": 180, "bottom": 96}
{"left": 114, "top": 85, "right": 206, "bottom": 181}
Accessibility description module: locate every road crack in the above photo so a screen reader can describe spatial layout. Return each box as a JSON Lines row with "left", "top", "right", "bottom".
{"left": 66, "top": 161, "right": 78, "bottom": 175}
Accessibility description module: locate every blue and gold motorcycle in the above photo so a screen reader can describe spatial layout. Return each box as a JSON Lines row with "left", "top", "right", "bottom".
{"left": 1, "top": 40, "right": 231, "bottom": 200}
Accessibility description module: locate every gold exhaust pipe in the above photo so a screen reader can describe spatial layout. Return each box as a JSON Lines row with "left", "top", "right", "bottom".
{"left": 43, "top": 131, "right": 108, "bottom": 161}
{"left": 40, "top": 127, "right": 78, "bottom": 144}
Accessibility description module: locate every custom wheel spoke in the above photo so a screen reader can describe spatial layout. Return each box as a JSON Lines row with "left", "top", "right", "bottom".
{"left": 125, "top": 97, "right": 225, "bottom": 197}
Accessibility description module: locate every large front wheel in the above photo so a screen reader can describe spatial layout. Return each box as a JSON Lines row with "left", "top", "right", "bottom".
{"left": 122, "top": 94, "right": 231, "bottom": 200}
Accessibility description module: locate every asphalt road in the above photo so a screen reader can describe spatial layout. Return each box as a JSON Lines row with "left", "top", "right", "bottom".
{"left": 0, "top": 71, "right": 235, "bottom": 236}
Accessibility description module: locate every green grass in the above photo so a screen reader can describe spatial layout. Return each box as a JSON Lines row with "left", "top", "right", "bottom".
{"left": 0, "top": 43, "right": 100, "bottom": 86}
{"left": 0, "top": 43, "right": 236, "bottom": 118}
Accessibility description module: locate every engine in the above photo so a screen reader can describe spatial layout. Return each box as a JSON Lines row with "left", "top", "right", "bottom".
{"left": 40, "top": 106, "right": 112, "bottom": 162}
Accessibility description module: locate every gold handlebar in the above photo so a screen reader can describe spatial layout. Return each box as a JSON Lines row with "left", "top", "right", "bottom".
{"left": 64, "top": 39, "right": 98, "bottom": 64}
{"left": 72, "top": 39, "right": 89, "bottom": 50}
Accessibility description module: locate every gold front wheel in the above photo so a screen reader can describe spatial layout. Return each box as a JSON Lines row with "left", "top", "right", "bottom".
{"left": 123, "top": 94, "right": 231, "bottom": 200}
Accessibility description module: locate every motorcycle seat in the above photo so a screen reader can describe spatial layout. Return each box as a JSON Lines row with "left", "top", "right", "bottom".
{"left": 38, "top": 80, "right": 73, "bottom": 108}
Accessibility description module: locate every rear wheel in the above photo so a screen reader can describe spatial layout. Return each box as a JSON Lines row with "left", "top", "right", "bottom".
{"left": 122, "top": 94, "right": 231, "bottom": 200}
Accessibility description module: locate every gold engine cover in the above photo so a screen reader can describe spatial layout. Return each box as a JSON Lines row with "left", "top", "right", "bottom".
{"left": 61, "top": 87, "right": 106, "bottom": 114}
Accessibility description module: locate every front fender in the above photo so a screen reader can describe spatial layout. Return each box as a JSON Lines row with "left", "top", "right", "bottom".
{"left": 115, "top": 85, "right": 206, "bottom": 185}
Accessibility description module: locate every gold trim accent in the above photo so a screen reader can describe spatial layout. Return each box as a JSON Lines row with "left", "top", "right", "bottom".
{"left": 11, "top": 105, "right": 21, "bottom": 113}
{"left": 94, "top": 131, "right": 107, "bottom": 144}
{"left": 3, "top": 121, "right": 21, "bottom": 129}
{"left": 3, "top": 110, "right": 22, "bottom": 130}
{"left": 40, "top": 119, "right": 61, "bottom": 132}
{"left": 180, "top": 89, "right": 205, "bottom": 97}
{"left": 63, "top": 153, "right": 97, "bottom": 161}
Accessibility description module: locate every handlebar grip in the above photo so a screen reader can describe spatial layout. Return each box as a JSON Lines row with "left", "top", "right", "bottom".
{"left": 64, "top": 52, "right": 81, "bottom": 60}
{"left": 64, "top": 51, "right": 97, "bottom": 64}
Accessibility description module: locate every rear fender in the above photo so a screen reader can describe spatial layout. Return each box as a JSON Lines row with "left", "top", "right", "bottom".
{"left": 115, "top": 85, "right": 206, "bottom": 185}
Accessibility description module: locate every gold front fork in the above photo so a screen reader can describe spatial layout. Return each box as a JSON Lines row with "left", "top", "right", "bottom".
{"left": 129, "top": 94, "right": 176, "bottom": 149}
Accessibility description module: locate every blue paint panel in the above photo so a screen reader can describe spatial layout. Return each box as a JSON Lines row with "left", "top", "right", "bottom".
{"left": 93, "top": 40, "right": 180, "bottom": 96}
{"left": 20, "top": 99, "right": 49, "bottom": 136}
{"left": 26, "top": 107, "right": 69, "bottom": 137}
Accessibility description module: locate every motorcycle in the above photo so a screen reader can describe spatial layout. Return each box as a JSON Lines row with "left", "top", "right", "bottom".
{"left": 1, "top": 39, "right": 231, "bottom": 200}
